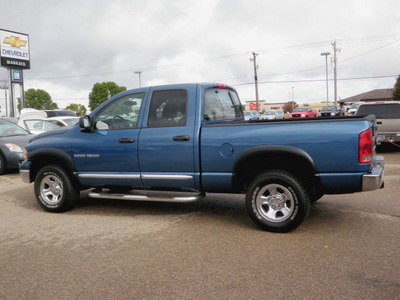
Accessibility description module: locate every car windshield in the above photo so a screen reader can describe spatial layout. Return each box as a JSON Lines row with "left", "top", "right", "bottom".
{"left": 356, "top": 104, "right": 400, "bottom": 119}
{"left": 321, "top": 106, "right": 336, "bottom": 111}
{"left": 294, "top": 108, "right": 308, "bottom": 112}
{"left": 350, "top": 104, "right": 360, "bottom": 109}
{"left": 265, "top": 111, "right": 276, "bottom": 115}
{"left": 0, "top": 122, "right": 29, "bottom": 137}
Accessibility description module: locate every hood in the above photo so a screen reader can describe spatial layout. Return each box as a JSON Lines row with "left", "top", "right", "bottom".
{"left": 29, "top": 127, "right": 70, "bottom": 142}
{"left": 0, "top": 134, "right": 32, "bottom": 148}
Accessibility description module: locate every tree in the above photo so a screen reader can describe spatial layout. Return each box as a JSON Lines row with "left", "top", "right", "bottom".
{"left": 393, "top": 76, "right": 400, "bottom": 100}
{"left": 25, "top": 89, "right": 58, "bottom": 110}
{"left": 88, "top": 82, "right": 126, "bottom": 111}
{"left": 282, "top": 101, "right": 297, "bottom": 113}
{"left": 66, "top": 103, "right": 87, "bottom": 116}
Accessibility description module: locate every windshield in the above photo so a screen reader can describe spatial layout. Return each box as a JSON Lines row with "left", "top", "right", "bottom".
{"left": 321, "top": 106, "right": 336, "bottom": 111}
{"left": 349, "top": 104, "right": 360, "bottom": 109}
{"left": 0, "top": 122, "right": 29, "bottom": 137}
{"left": 265, "top": 111, "right": 276, "bottom": 115}
{"left": 294, "top": 108, "right": 308, "bottom": 112}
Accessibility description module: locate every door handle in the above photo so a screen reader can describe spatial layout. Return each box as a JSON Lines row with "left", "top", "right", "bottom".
{"left": 119, "top": 138, "right": 135, "bottom": 143}
{"left": 377, "top": 121, "right": 382, "bottom": 124}
{"left": 173, "top": 135, "right": 190, "bottom": 142}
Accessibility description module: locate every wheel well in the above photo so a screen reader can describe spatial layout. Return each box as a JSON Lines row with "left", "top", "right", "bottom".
{"left": 233, "top": 152, "right": 322, "bottom": 198}
{"left": 29, "top": 155, "right": 74, "bottom": 183}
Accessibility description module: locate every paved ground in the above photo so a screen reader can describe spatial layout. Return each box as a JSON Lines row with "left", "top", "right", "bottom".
{"left": 0, "top": 145, "right": 399, "bottom": 299}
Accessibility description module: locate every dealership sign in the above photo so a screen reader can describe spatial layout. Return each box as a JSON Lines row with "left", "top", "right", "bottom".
{"left": 0, "top": 29, "right": 30, "bottom": 69}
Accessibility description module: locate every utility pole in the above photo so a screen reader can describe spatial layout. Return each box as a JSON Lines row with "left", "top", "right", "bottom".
{"left": 331, "top": 40, "right": 341, "bottom": 105}
{"left": 134, "top": 71, "right": 142, "bottom": 88}
{"left": 321, "top": 52, "right": 330, "bottom": 105}
{"left": 250, "top": 52, "right": 260, "bottom": 112}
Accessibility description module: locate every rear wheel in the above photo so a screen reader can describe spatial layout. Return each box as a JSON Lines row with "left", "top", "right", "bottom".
{"left": 246, "top": 170, "right": 311, "bottom": 233}
{"left": 34, "top": 165, "right": 79, "bottom": 212}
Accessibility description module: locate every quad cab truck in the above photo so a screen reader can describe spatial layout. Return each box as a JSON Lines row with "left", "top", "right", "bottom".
{"left": 20, "top": 83, "right": 385, "bottom": 232}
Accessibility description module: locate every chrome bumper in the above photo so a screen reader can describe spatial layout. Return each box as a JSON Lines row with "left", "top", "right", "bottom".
{"left": 362, "top": 155, "right": 384, "bottom": 191}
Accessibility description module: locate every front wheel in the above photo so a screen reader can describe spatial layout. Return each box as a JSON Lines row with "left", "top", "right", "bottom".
{"left": 246, "top": 170, "right": 310, "bottom": 233}
{"left": 34, "top": 165, "right": 79, "bottom": 212}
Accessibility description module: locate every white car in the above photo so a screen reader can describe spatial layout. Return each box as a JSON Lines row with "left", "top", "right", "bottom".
{"left": 18, "top": 118, "right": 65, "bottom": 135}
{"left": 244, "top": 111, "right": 259, "bottom": 120}
{"left": 260, "top": 110, "right": 284, "bottom": 120}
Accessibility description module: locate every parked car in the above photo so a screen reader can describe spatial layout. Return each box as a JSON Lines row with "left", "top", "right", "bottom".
{"left": 260, "top": 110, "right": 284, "bottom": 120}
{"left": 43, "top": 109, "right": 77, "bottom": 117}
{"left": 18, "top": 119, "right": 65, "bottom": 135}
{"left": 244, "top": 110, "right": 259, "bottom": 120}
{"left": 289, "top": 107, "right": 317, "bottom": 119}
{"left": 347, "top": 103, "right": 362, "bottom": 115}
{"left": 0, "top": 120, "right": 32, "bottom": 175}
{"left": 319, "top": 105, "right": 344, "bottom": 117}
{"left": 355, "top": 101, "right": 400, "bottom": 144}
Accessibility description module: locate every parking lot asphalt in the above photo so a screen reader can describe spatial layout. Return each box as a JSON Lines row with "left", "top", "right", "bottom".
{"left": 0, "top": 145, "right": 399, "bottom": 299}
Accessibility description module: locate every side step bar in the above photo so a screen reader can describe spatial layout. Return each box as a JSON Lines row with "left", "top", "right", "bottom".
{"left": 88, "top": 189, "right": 205, "bottom": 203}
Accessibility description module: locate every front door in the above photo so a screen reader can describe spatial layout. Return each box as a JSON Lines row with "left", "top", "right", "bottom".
{"left": 73, "top": 92, "right": 145, "bottom": 188}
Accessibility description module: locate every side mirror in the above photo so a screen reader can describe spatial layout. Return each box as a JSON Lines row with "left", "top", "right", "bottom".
{"left": 79, "top": 115, "right": 93, "bottom": 132}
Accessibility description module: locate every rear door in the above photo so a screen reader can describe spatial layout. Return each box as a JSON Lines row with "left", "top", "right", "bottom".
{"left": 138, "top": 86, "right": 197, "bottom": 190}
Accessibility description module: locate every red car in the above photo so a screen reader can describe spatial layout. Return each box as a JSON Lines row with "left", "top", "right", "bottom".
{"left": 289, "top": 107, "right": 317, "bottom": 119}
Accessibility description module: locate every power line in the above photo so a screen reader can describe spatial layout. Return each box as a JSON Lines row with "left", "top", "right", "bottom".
{"left": 233, "top": 74, "right": 398, "bottom": 87}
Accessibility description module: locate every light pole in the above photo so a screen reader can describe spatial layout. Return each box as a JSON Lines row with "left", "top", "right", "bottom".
{"left": 134, "top": 71, "right": 142, "bottom": 88}
{"left": 321, "top": 52, "right": 330, "bottom": 105}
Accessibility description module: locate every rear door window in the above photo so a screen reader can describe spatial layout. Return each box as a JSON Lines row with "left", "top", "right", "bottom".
{"left": 204, "top": 88, "right": 243, "bottom": 122}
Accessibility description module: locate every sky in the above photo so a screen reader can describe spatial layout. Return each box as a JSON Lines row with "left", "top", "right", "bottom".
{"left": 1, "top": 0, "right": 400, "bottom": 113}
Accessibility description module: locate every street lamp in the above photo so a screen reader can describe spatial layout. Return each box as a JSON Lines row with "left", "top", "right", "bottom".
{"left": 134, "top": 71, "right": 142, "bottom": 88}
{"left": 320, "top": 52, "right": 330, "bottom": 105}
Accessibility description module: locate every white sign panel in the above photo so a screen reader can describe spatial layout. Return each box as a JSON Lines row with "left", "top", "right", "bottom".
{"left": 0, "top": 29, "right": 30, "bottom": 69}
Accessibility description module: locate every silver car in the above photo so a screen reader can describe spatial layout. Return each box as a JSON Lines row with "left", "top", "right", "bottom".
{"left": 355, "top": 102, "right": 400, "bottom": 144}
{"left": 260, "top": 110, "right": 284, "bottom": 120}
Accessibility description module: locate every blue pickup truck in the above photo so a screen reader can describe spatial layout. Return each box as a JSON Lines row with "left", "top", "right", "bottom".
{"left": 20, "top": 83, "right": 384, "bottom": 232}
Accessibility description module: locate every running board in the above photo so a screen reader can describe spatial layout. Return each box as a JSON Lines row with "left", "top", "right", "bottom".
{"left": 88, "top": 190, "right": 205, "bottom": 203}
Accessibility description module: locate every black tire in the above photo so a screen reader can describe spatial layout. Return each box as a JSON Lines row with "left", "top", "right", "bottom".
{"left": 0, "top": 154, "right": 5, "bottom": 175}
{"left": 246, "top": 170, "right": 311, "bottom": 233}
{"left": 34, "top": 165, "right": 79, "bottom": 212}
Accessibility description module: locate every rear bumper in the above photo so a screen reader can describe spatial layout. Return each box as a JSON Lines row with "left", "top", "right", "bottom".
{"left": 377, "top": 134, "right": 400, "bottom": 144}
{"left": 362, "top": 155, "right": 384, "bottom": 191}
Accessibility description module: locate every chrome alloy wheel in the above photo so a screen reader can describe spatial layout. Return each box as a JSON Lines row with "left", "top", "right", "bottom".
{"left": 39, "top": 174, "right": 64, "bottom": 205}
{"left": 255, "top": 183, "right": 295, "bottom": 222}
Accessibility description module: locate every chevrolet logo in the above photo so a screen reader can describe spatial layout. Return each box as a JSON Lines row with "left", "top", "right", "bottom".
{"left": 3, "top": 36, "right": 27, "bottom": 48}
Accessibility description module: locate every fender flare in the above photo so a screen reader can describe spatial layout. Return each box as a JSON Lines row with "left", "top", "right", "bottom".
{"left": 232, "top": 145, "right": 320, "bottom": 192}
{"left": 29, "top": 148, "right": 75, "bottom": 175}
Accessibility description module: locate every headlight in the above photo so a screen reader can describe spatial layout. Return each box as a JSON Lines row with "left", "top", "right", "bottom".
{"left": 301, "top": 114, "right": 306, "bottom": 117}
{"left": 5, "top": 143, "right": 24, "bottom": 153}
{"left": 331, "top": 112, "right": 335, "bottom": 116}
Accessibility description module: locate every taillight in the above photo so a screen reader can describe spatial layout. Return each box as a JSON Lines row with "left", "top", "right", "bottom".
{"left": 359, "top": 129, "right": 372, "bottom": 164}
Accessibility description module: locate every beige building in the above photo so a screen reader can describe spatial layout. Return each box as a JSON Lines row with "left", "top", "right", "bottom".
{"left": 245, "top": 100, "right": 328, "bottom": 114}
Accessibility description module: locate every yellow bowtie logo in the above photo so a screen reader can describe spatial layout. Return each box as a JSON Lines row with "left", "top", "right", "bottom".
{"left": 4, "top": 36, "right": 27, "bottom": 48}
